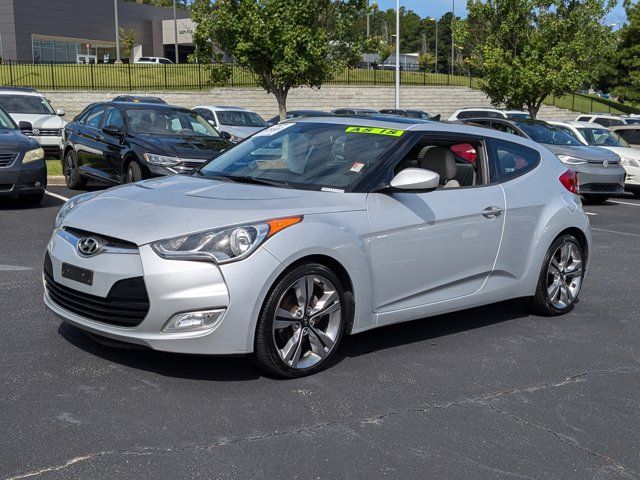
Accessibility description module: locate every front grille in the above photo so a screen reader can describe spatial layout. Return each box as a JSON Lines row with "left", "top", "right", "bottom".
{"left": 37, "top": 128, "right": 62, "bottom": 137}
{"left": 0, "top": 152, "right": 17, "bottom": 167}
{"left": 44, "top": 252, "right": 149, "bottom": 327}
{"left": 580, "top": 183, "right": 624, "bottom": 193}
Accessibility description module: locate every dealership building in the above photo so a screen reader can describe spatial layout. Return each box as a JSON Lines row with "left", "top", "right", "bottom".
{"left": 0, "top": 0, "right": 195, "bottom": 63}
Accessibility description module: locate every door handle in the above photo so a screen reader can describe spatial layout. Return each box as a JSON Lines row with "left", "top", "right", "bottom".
{"left": 482, "top": 206, "right": 504, "bottom": 219}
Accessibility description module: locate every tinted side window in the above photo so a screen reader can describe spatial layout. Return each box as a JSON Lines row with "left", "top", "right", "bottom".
{"left": 103, "top": 108, "right": 124, "bottom": 129}
{"left": 491, "top": 139, "right": 541, "bottom": 182}
{"left": 85, "top": 107, "right": 105, "bottom": 129}
{"left": 610, "top": 119, "right": 624, "bottom": 126}
{"left": 577, "top": 116, "right": 591, "bottom": 122}
{"left": 593, "top": 118, "right": 611, "bottom": 127}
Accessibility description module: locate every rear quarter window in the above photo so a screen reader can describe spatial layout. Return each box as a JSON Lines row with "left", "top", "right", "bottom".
{"left": 490, "top": 139, "right": 541, "bottom": 183}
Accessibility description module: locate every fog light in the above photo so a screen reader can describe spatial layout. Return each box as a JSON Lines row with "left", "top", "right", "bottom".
{"left": 162, "top": 309, "right": 225, "bottom": 333}
{"left": 35, "top": 181, "right": 41, "bottom": 187}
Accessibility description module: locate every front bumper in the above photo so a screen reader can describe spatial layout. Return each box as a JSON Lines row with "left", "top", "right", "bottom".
{"left": 43, "top": 229, "right": 282, "bottom": 355}
{"left": 571, "top": 163, "right": 626, "bottom": 195}
{"left": 0, "top": 158, "right": 47, "bottom": 196}
{"left": 31, "top": 135, "right": 63, "bottom": 159}
{"left": 622, "top": 164, "right": 640, "bottom": 189}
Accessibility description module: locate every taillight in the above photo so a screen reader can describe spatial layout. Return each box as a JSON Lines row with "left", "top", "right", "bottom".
{"left": 559, "top": 170, "right": 578, "bottom": 194}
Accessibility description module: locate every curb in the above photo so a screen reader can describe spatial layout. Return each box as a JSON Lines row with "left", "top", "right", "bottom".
{"left": 47, "top": 175, "right": 66, "bottom": 186}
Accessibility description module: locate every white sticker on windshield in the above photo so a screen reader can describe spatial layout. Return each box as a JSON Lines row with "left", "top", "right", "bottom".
{"left": 321, "top": 187, "right": 345, "bottom": 193}
{"left": 253, "top": 123, "right": 295, "bottom": 137}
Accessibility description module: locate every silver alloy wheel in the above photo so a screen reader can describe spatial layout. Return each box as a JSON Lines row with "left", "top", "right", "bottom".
{"left": 272, "top": 274, "right": 342, "bottom": 370}
{"left": 546, "top": 241, "right": 583, "bottom": 309}
{"left": 64, "top": 154, "right": 75, "bottom": 183}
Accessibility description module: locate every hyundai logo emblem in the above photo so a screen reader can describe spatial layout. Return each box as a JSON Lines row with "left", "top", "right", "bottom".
{"left": 77, "top": 237, "right": 101, "bottom": 256}
{"left": 603, "top": 160, "right": 609, "bottom": 168}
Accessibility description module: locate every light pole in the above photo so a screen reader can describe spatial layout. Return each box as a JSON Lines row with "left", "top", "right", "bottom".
{"left": 114, "top": 0, "right": 121, "bottom": 62}
{"left": 450, "top": 0, "right": 455, "bottom": 75}
{"left": 173, "top": 0, "right": 179, "bottom": 63}
{"left": 427, "top": 17, "right": 438, "bottom": 73}
{"left": 395, "top": 0, "right": 400, "bottom": 108}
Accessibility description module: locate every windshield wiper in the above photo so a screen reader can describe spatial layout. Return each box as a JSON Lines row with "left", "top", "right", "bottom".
{"left": 225, "top": 175, "right": 293, "bottom": 188}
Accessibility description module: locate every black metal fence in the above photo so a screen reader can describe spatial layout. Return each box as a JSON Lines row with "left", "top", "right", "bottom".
{"left": 0, "top": 60, "right": 477, "bottom": 90}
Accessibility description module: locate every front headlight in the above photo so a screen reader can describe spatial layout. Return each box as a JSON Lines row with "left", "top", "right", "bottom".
{"left": 621, "top": 157, "right": 640, "bottom": 168}
{"left": 143, "top": 153, "right": 180, "bottom": 167}
{"left": 152, "top": 216, "right": 302, "bottom": 264}
{"left": 54, "top": 191, "right": 101, "bottom": 228}
{"left": 557, "top": 154, "right": 588, "bottom": 165}
{"left": 23, "top": 147, "right": 45, "bottom": 164}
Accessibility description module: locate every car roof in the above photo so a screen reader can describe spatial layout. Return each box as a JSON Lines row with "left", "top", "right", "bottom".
{"left": 0, "top": 87, "right": 42, "bottom": 97}
{"left": 92, "top": 101, "right": 193, "bottom": 112}
{"left": 551, "top": 120, "right": 603, "bottom": 128}
{"left": 196, "top": 105, "right": 251, "bottom": 111}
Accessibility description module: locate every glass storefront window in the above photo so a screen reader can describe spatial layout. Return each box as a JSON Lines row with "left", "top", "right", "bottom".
{"left": 32, "top": 36, "right": 115, "bottom": 63}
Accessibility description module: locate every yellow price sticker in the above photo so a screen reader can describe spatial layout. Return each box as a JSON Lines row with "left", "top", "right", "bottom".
{"left": 345, "top": 126, "right": 404, "bottom": 137}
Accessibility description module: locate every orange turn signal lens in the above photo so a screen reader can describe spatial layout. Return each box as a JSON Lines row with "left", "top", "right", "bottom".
{"left": 266, "top": 216, "right": 303, "bottom": 238}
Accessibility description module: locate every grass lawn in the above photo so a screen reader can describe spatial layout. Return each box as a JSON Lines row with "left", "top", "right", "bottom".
{"left": 46, "top": 158, "right": 62, "bottom": 176}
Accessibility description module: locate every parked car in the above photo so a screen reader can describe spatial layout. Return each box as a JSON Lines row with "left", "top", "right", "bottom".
{"left": 575, "top": 114, "right": 640, "bottom": 128}
{"left": 331, "top": 108, "right": 379, "bottom": 115}
{"left": 46, "top": 117, "right": 590, "bottom": 377}
{"left": 135, "top": 57, "right": 173, "bottom": 64}
{"left": 379, "top": 109, "right": 441, "bottom": 121}
{"left": 550, "top": 121, "right": 640, "bottom": 196}
{"left": 0, "top": 104, "right": 46, "bottom": 204}
{"left": 460, "top": 117, "right": 625, "bottom": 204}
{"left": 267, "top": 110, "right": 332, "bottom": 126}
{"left": 192, "top": 106, "right": 268, "bottom": 143}
{"left": 448, "top": 107, "right": 530, "bottom": 121}
{"left": 0, "top": 87, "right": 65, "bottom": 159}
{"left": 113, "top": 95, "right": 167, "bottom": 104}
{"left": 61, "top": 102, "right": 233, "bottom": 189}
{"left": 611, "top": 125, "right": 640, "bottom": 148}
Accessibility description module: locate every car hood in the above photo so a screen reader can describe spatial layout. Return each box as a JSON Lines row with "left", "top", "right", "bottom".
{"left": 0, "top": 128, "right": 38, "bottom": 150}
{"left": 132, "top": 134, "right": 232, "bottom": 159}
{"left": 8, "top": 113, "right": 65, "bottom": 129}
{"left": 599, "top": 146, "right": 640, "bottom": 160}
{"left": 543, "top": 144, "right": 621, "bottom": 163}
{"left": 63, "top": 175, "right": 366, "bottom": 245}
{"left": 219, "top": 125, "right": 266, "bottom": 139}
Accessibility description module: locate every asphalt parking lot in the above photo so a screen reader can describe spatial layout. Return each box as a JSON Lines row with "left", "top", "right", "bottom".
{"left": 1, "top": 186, "right": 640, "bottom": 480}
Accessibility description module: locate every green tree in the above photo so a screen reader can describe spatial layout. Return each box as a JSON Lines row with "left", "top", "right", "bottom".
{"left": 119, "top": 27, "right": 137, "bottom": 60}
{"left": 418, "top": 52, "right": 436, "bottom": 72}
{"left": 191, "top": 0, "right": 366, "bottom": 120}
{"left": 466, "top": 0, "right": 615, "bottom": 118}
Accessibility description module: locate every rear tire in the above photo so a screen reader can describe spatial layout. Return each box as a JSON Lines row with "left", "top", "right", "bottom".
{"left": 19, "top": 192, "right": 44, "bottom": 205}
{"left": 530, "top": 234, "right": 584, "bottom": 316}
{"left": 582, "top": 194, "right": 608, "bottom": 204}
{"left": 253, "top": 263, "right": 346, "bottom": 378}
{"left": 125, "top": 161, "right": 143, "bottom": 183}
{"left": 63, "top": 150, "right": 86, "bottom": 190}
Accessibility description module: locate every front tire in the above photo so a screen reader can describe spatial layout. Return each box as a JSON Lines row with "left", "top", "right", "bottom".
{"left": 531, "top": 234, "right": 584, "bottom": 316}
{"left": 253, "top": 263, "right": 346, "bottom": 378}
{"left": 125, "top": 161, "right": 143, "bottom": 184}
{"left": 582, "top": 194, "right": 609, "bottom": 204}
{"left": 63, "top": 150, "right": 86, "bottom": 190}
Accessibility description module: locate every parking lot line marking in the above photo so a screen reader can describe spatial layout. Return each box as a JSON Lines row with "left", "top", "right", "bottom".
{"left": 45, "top": 190, "right": 69, "bottom": 202}
{"left": 592, "top": 227, "right": 640, "bottom": 238}
{"left": 609, "top": 200, "right": 640, "bottom": 207}
{"left": 0, "top": 265, "right": 32, "bottom": 271}
{"left": 585, "top": 212, "right": 597, "bottom": 216}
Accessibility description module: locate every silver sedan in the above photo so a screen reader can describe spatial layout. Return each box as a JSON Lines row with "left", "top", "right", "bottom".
{"left": 44, "top": 117, "right": 591, "bottom": 377}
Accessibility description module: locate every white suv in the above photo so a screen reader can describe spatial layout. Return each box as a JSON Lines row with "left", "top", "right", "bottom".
{"left": 0, "top": 87, "right": 66, "bottom": 159}
{"left": 192, "top": 106, "right": 268, "bottom": 143}
{"left": 135, "top": 57, "right": 173, "bottom": 64}
{"left": 575, "top": 114, "right": 640, "bottom": 128}
{"left": 448, "top": 107, "right": 530, "bottom": 121}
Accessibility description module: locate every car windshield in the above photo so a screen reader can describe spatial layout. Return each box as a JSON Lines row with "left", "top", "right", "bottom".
{"left": 506, "top": 112, "right": 530, "bottom": 119}
{"left": 198, "top": 122, "right": 401, "bottom": 190}
{"left": 126, "top": 108, "right": 220, "bottom": 137}
{"left": 578, "top": 127, "right": 630, "bottom": 147}
{"left": 216, "top": 111, "right": 268, "bottom": 127}
{"left": 0, "top": 95, "right": 55, "bottom": 114}
{"left": 515, "top": 122, "right": 582, "bottom": 145}
{"left": 0, "top": 108, "right": 16, "bottom": 129}
{"left": 625, "top": 118, "right": 640, "bottom": 125}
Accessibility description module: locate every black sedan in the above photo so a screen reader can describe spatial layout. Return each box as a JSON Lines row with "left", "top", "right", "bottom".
{"left": 61, "top": 102, "right": 233, "bottom": 189}
{"left": 0, "top": 104, "right": 46, "bottom": 204}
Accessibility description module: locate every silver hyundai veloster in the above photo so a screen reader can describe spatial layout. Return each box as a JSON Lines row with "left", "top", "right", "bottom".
{"left": 44, "top": 117, "right": 591, "bottom": 377}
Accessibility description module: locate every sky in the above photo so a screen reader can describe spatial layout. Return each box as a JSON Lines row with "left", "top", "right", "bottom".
{"left": 375, "top": 0, "right": 628, "bottom": 25}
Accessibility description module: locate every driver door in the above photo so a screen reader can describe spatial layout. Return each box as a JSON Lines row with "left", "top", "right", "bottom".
{"left": 367, "top": 137, "right": 505, "bottom": 317}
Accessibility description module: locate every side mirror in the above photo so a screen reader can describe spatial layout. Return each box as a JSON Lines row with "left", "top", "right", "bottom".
{"left": 102, "top": 125, "right": 124, "bottom": 136}
{"left": 389, "top": 168, "right": 440, "bottom": 192}
{"left": 431, "top": 114, "right": 441, "bottom": 122}
{"left": 207, "top": 119, "right": 216, "bottom": 127}
{"left": 219, "top": 131, "right": 232, "bottom": 140}
{"left": 18, "top": 121, "right": 33, "bottom": 133}
{"left": 56, "top": 109, "right": 66, "bottom": 117}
